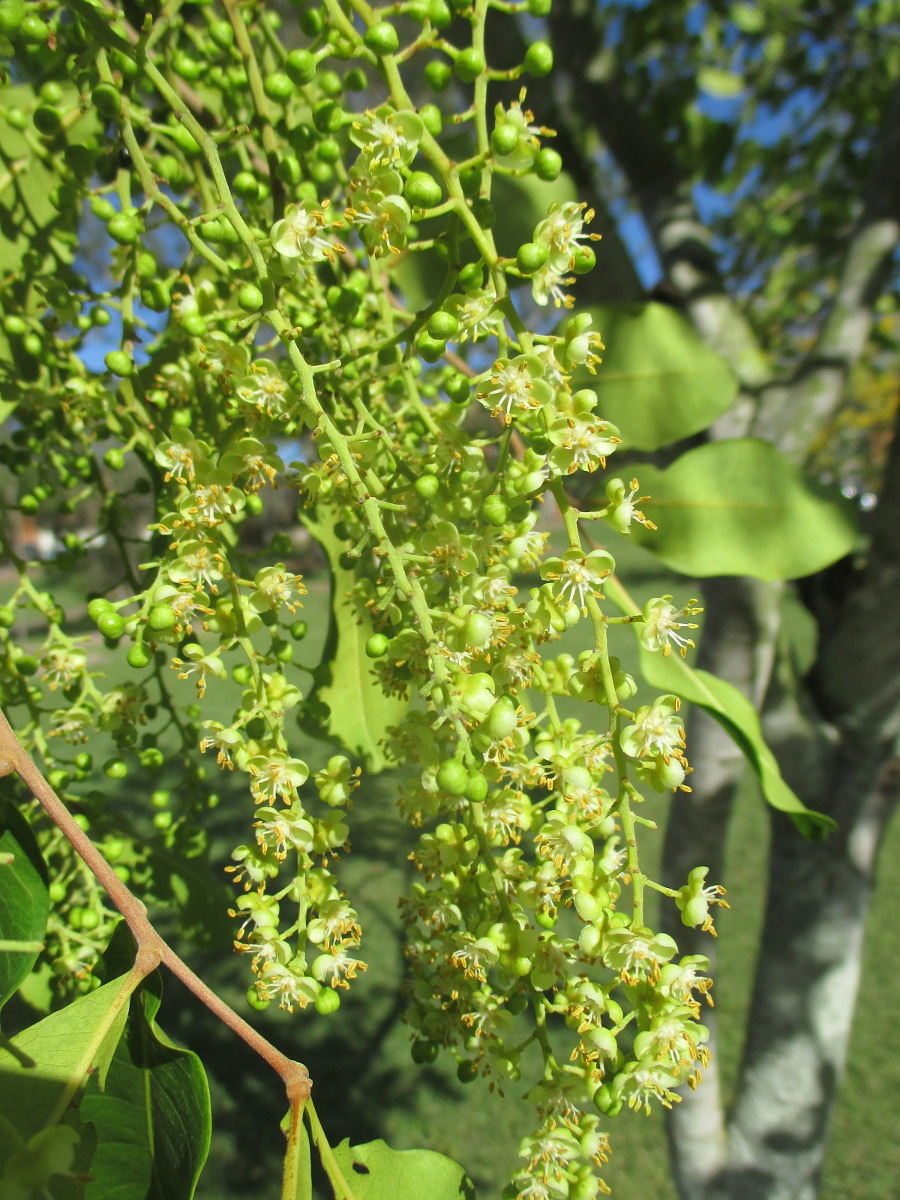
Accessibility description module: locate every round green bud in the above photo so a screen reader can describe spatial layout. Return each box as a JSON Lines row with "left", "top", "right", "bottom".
{"left": 233, "top": 171, "right": 260, "bottom": 200}
{"left": 247, "top": 986, "right": 271, "bottom": 1012}
{"left": 172, "top": 51, "right": 203, "bottom": 80}
{"left": 572, "top": 246, "right": 596, "bottom": 274}
{"left": 315, "top": 987, "right": 342, "bottom": 1014}
{"left": 33, "top": 104, "right": 62, "bottom": 137}
{"left": 209, "top": 18, "right": 234, "bottom": 48}
{"left": 404, "top": 171, "right": 443, "bottom": 209}
{"left": 534, "top": 148, "right": 563, "bottom": 181}
{"left": 316, "top": 136, "right": 341, "bottom": 163}
{"left": 464, "top": 771, "right": 488, "bottom": 802}
{"left": 457, "top": 261, "right": 483, "bottom": 289}
{"left": 411, "top": 1040, "right": 439, "bottom": 1064}
{"left": 364, "top": 20, "right": 400, "bottom": 54}
{"left": 416, "top": 332, "right": 446, "bottom": 362}
{"left": 263, "top": 72, "right": 293, "bottom": 102}
{"left": 487, "top": 695, "right": 518, "bottom": 739}
{"left": 524, "top": 41, "right": 554, "bottom": 76}
{"left": 103, "top": 758, "right": 128, "bottom": 780}
{"left": 312, "top": 100, "right": 344, "bottom": 133}
{"left": 455, "top": 47, "right": 486, "bottom": 82}
{"left": 103, "top": 447, "right": 125, "bottom": 471}
{"left": 127, "top": 644, "right": 151, "bottom": 669}
{"left": 20, "top": 13, "right": 49, "bottom": 43}
{"left": 3, "top": 314, "right": 26, "bottom": 336}
{"left": 425, "top": 59, "right": 452, "bottom": 90}
{"left": 286, "top": 48, "right": 317, "bottom": 85}
{"left": 141, "top": 280, "right": 171, "bottom": 313}
{"left": 480, "top": 494, "right": 509, "bottom": 527}
{"left": 457, "top": 1060, "right": 479, "bottom": 1083}
{"left": 104, "top": 350, "right": 133, "bottom": 376}
{"left": 107, "top": 212, "right": 141, "bottom": 245}
{"left": 419, "top": 103, "right": 443, "bottom": 135}
{"left": 96, "top": 611, "right": 125, "bottom": 639}
{"left": 135, "top": 251, "right": 157, "bottom": 280}
{"left": 491, "top": 122, "right": 521, "bottom": 156}
{"left": 366, "top": 634, "right": 390, "bottom": 658}
{"left": 516, "top": 241, "right": 550, "bottom": 275}
{"left": 427, "top": 310, "right": 459, "bottom": 340}
{"left": 445, "top": 372, "right": 471, "bottom": 403}
{"left": 87, "top": 598, "right": 112, "bottom": 621}
{"left": 148, "top": 605, "right": 177, "bottom": 631}
{"left": 237, "top": 283, "right": 264, "bottom": 312}
{"left": 411, "top": 476, "right": 440, "bottom": 506}
{"left": 91, "top": 197, "right": 117, "bottom": 222}
{"left": 182, "top": 313, "right": 207, "bottom": 337}
{"left": 436, "top": 759, "right": 469, "bottom": 796}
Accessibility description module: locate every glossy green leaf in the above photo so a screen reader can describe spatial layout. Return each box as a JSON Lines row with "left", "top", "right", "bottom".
{"left": 586, "top": 303, "right": 738, "bottom": 450}
{"left": 331, "top": 1139, "right": 474, "bottom": 1200}
{"left": 0, "top": 798, "right": 48, "bottom": 1015}
{"left": 606, "top": 576, "right": 834, "bottom": 838}
{"left": 0, "top": 971, "right": 135, "bottom": 1182}
{"left": 632, "top": 438, "right": 858, "bottom": 580}
{"left": 303, "top": 507, "right": 410, "bottom": 773}
{"left": 80, "top": 974, "right": 211, "bottom": 1200}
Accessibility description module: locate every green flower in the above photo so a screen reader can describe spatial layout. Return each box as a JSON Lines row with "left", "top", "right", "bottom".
{"left": 248, "top": 753, "right": 310, "bottom": 804}
{"left": 349, "top": 105, "right": 424, "bottom": 168}
{"left": 476, "top": 354, "right": 553, "bottom": 422}
{"left": 639, "top": 595, "right": 701, "bottom": 657}
{"left": 352, "top": 192, "right": 411, "bottom": 255}
{"left": 620, "top": 695, "right": 685, "bottom": 761}
{"left": 548, "top": 411, "right": 621, "bottom": 474}
{"left": 252, "top": 563, "right": 306, "bottom": 613}
{"left": 675, "top": 866, "right": 729, "bottom": 932}
{"left": 446, "top": 289, "right": 504, "bottom": 342}
{"left": 271, "top": 203, "right": 341, "bottom": 263}
{"left": 253, "top": 804, "right": 315, "bottom": 859}
{"left": 540, "top": 549, "right": 615, "bottom": 613}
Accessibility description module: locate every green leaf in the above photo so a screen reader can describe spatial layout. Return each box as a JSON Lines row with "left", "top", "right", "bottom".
{"left": 303, "top": 506, "right": 410, "bottom": 773}
{"left": 331, "top": 1139, "right": 474, "bottom": 1200}
{"left": 697, "top": 67, "right": 745, "bottom": 97}
{"left": 80, "top": 974, "right": 211, "bottom": 1200}
{"left": 0, "top": 972, "right": 136, "bottom": 1168}
{"left": 0, "top": 798, "right": 49, "bottom": 1016}
{"left": 632, "top": 438, "right": 858, "bottom": 580}
{"left": 606, "top": 577, "right": 834, "bottom": 838}
{"left": 585, "top": 303, "right": 738, "bottom": 450}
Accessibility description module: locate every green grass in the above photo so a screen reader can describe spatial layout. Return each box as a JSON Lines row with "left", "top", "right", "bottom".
{"left": 8, "top": 548, "right": 900, "bottom": 1199}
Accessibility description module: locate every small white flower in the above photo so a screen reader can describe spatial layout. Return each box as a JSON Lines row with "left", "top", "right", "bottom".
{"left": 271, "top": 203, "right": 340, "bottom": 264}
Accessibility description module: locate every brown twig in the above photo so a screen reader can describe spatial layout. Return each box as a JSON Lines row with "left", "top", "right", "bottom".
{"left": 0, "top": 706, "right": 311, "bottom": 1110}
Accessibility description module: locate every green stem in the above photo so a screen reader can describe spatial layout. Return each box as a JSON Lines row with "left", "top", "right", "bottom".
{"left": 306, "top": 1099, "right": 359, "bottom": 1200}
